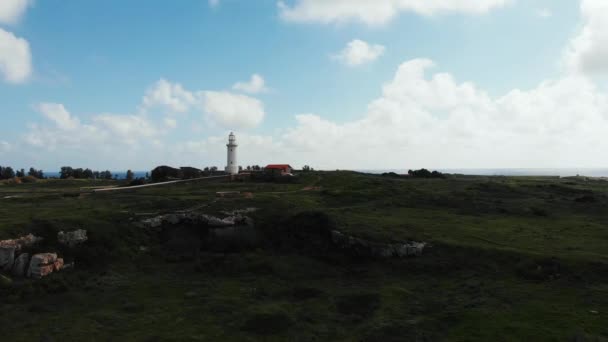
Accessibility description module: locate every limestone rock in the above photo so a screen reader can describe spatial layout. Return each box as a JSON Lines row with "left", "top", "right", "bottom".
{"left": 12, "top": 253, "right": 30, "bottom": 277}
{"left": 0, "top": 233, "right": 43, "bottom": 250}
{"left": 54, "top": 258, "right": 64, "bottom": 271}
{"left": 330, "top": 229, "right": 426, "bottom": 258}
{"left": 27, "top": 253, "right": 58, "bottom": 279}
{"left": 57, "top": 229, "right": 88, "bottom": 247}
{"left": 204, "top": 215, "right": 235, "bottom": 227}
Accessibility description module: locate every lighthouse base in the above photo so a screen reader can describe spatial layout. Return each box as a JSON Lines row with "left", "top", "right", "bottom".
{"left": 225, "top": 166, "right": 239, "bottom": 175}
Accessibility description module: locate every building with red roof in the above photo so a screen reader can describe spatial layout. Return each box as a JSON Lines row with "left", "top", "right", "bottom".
{"left": 264, "top": 164, "right": 293, "bottom": 175}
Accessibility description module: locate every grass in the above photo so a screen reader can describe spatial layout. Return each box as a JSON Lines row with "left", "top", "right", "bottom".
{"left": 1, "top": 172, "right": 608, "bottom": 340}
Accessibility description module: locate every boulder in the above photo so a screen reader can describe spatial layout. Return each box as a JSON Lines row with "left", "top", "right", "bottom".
{"left": 330, "top": 229, "right": 426, "bottom": 258}
{"left": 0, "top": 246, "right": 16, "bottom": 271}
{"left": 12, "top": 253, "right": 30, "bottom": 277}
{"left": 0, "top": 234, "right": 43, "bottom": 250}
{"left": 27, "top": 253, "right": 58, "bottom": 279}
{"left": 16, "top": 233, "right": 44, "bottom": 248}
{"left": 54, "top": 258, "right": 64, "bottom": 271}
{"left": 57, "top": 229, "right": 88, "bottom": 247}
{"left": 202, "top": 215, "right": 235, "bottom": 227}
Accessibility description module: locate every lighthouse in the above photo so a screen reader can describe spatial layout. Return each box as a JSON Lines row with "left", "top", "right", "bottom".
{"left": 225, "top": 132, "right": 239, "bottom": 175}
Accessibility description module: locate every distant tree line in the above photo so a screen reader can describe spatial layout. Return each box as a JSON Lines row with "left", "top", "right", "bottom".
{"left": 0, "top": 166, "right": 44, "bottom": 180}
{"left": 244, "top": 165, "right": 263, "bottom": 171}
{"left": 59, "top": 166, "right": 114, "bottom": 180}
{"left": 150, "top": 165, "right": 225, "bottom": 183}
{"left": 380, "top": 168, "right": 445, "bottom": 179}
{"left": 407, "top": 168, "right": 444, "bottom": 178}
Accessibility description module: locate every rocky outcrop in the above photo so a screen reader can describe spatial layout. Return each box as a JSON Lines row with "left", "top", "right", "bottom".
{"left": 138, "top": 210, "right": 255, "bottom": 229}
{"left": 138, "top": 209, "right": 425, "bottom": 259}
{"left": 12, "top": 252, "right": 29, "bottom": 277}
{"left": 0, "top": 234, "right": 43, "bottom": 271}
{"left": 27, "top": 253, "right": 64, "bottom": 279}
{"left": 0, "top": 234, "right": 43, "bottom": 250}
{"left": 330, "top": 230, "right": 426, "bottom": 258}
{"left": 58, "top": 229, "right": 88, "bottom": 247}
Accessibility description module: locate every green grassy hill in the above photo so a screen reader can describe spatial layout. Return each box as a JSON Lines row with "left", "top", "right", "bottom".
{"left": 1, "top": 172, "right": 607, "bottom": 341}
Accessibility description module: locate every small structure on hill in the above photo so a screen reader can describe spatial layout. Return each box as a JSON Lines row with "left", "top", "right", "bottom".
{"left": 264, "top": 164, "right": 293, "bottom": 176}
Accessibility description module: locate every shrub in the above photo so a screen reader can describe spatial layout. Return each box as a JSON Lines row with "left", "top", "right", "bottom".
{"left": 20, "top": 175, "right": 38, "bottom": 183}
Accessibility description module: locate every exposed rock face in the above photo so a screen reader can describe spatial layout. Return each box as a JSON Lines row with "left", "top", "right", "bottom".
{"left": 12, "top": 253, "right": 30, "bottom": 277}
{"left": 139, "top": 209, "right": 425, "bottom": 259}
{"left": 0, "top": 234, "right": 43, "bottom": 271}
{"left": 27, "top": 253, "right": 62, "bottom": 279}
{"left": 58, "top": 229, "right": 88, "bottom": 247}
{"left": 138, "top": 210, "right": 256, "bottom": 230}
{"left": 0, "top": 234, "right": 43, "bottom": 250}
{"left": 330, "top": 230, "right": 426, "bottom": 258}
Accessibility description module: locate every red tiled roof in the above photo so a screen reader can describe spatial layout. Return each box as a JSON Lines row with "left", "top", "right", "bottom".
{"left": 265, "top": 164, "right": 292, "bottom": 169}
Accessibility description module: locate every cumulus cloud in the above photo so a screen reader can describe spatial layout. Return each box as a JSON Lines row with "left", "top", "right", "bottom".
{"left": 36, "top": 103, "right": 80, "bottom": 130}
{"left": 0, "top": 28, "right": 32, "bottom": 83}
{"left": 537, "top": 8, "right": 552, "bottom": 18}
{"left": 278, "top": 0, "right": 510, "bottom": 26}
{"left": 564, "top": 0, "right": 608, "bottom": 74}
{"left": 164, "top": 117, "right": 177, "bottom": 129}
{"left": 232, "top": 74, "right": 268, "bottom": 94}
{"left": 92, "top": 114, "right": 158, "bottom": 143}
{"left": 140, "top": 78, "right": 267, "bottom": 129}
{"left": 569, "top": 2, "right": 608, "bottom": 73}
{"left": 0, "top": 0, "right": 31, "bottom": 25}
{"left": 203, "top": 91, "right": 265, "bottom": 129}
{"left": 0, "top": 141, "right": 10, "bottom": 154}
{"left": 332, "top": 39, "right": 385, "bottom": 66}
{"left": 270, "top": 59, "right": 608, "bottom": 169}
{"left": 27, "top": 103, "right": 160, "bottom": 150}
{"left": 141, "top": 79, "right": 196, "bottom": 114}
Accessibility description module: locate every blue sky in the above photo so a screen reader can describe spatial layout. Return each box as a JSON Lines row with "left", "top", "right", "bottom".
{"left": 1, "top": 0, "right": 607, "bottom": 171}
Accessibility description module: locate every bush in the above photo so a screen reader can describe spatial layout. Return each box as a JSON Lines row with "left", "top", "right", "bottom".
{"left": 20, "top": 175, "right": 38, "bottom": 183}
{"left": 408, "top": 168, "right": 444, "bottom": 178}
{"left": 281, "top": 211, "right": 334, "bottom": 253}
{"left": 128, "top": 178, "right": 146, "bottom": 186}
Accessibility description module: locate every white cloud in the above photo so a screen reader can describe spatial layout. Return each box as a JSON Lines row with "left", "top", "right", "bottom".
{"left": 141, "top": 78, "right": 267, "bottom": 129}
{"left": 232, "top": 74, "right": 268, "bottom": 94}
{"left": 209, "top": 0, "right": 220, "bottom": 8}
{"left": 141, "top": 78, "right": 196, "bottom": 114}
{"left": 27, "top": 103, "right": 160, "bottom": 151}
{"left": 0, "top": 28, "right": 32, "bottom": 83}
{"left": 332, "top": 39, "right": 385, "bottom": 66}
{"left": 0, "top": 0, "right": 31, "bottom": 25}
{"left": 92, "top": 114, "right": 158, "bottom": 143}
{"left": 0, "top": 141, "right": 10, "bottom": 154}
{"left": 36, "top": 103, "right": 80, "bottom": 130}
{"left": 164, "top": 117, "right": 177, "bottom": 129}
{"left": 203, "top": 91, "right": 265, "bottom": 129}
{"left": 537, "top": 8, "right": 552, "bottom": 18}
{"left": 564, "top": 0, "right": 608, "bottom": 74}
{"left": 267, "top": 58, "right": 608, "bottom": 169}
{"left": 278, "top": 0, "right": 510, "bottom": 26}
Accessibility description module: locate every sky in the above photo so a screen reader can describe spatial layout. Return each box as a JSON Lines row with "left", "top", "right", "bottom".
{"left": 0, "top": 0, "right": 607, "bottom": 171}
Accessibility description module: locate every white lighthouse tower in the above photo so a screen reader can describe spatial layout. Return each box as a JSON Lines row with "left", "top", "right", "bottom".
{"left": 225, "top": 132, "right": 239, "bottom": 175}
